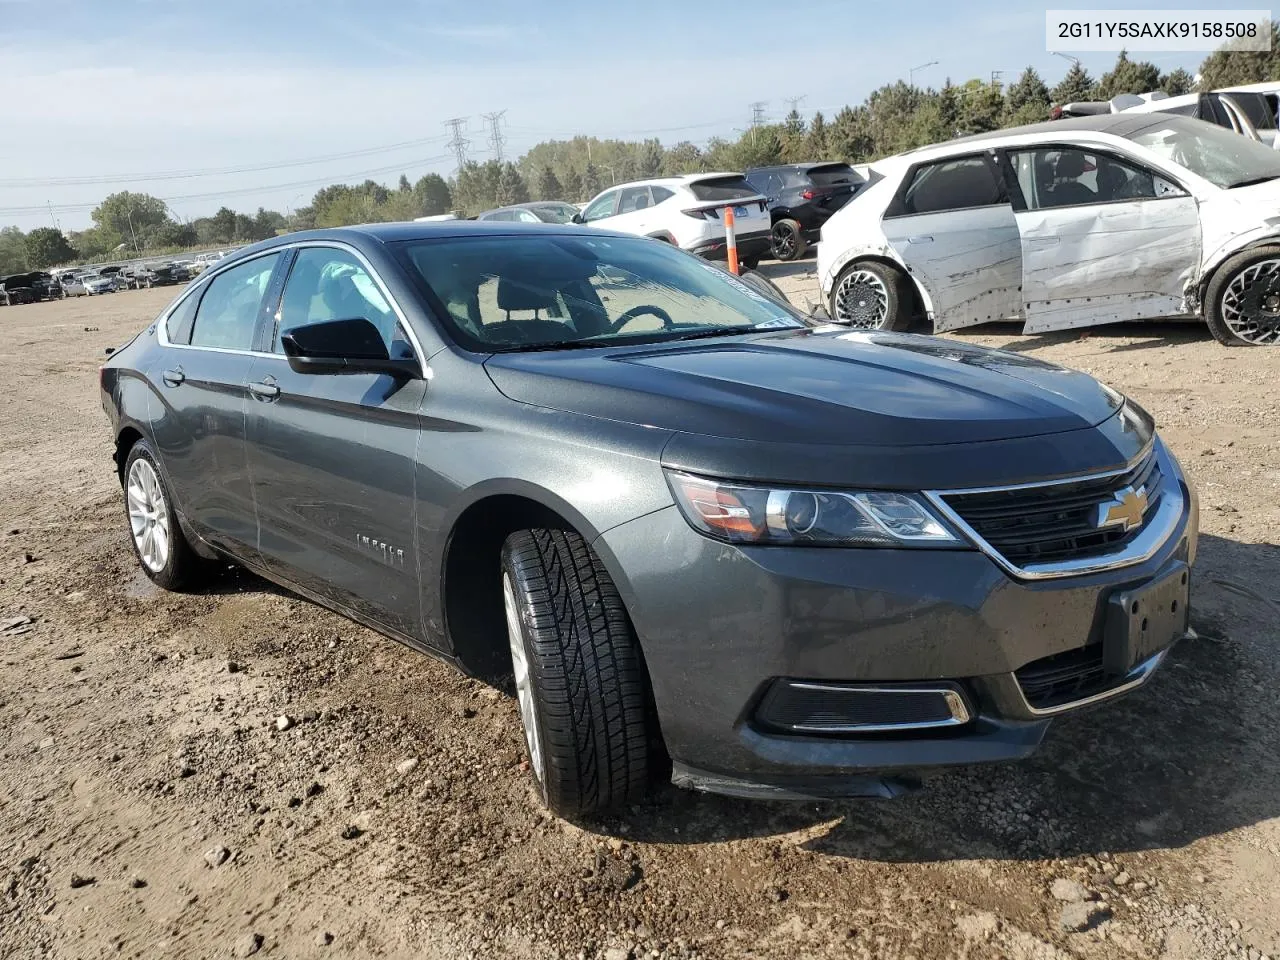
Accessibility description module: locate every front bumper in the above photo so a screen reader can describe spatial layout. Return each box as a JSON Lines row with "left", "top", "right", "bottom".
{"left": 595, "top": 468, "right": 1198, "bottom": 800}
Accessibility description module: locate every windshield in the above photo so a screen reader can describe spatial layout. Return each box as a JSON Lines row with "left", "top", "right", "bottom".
{"left": 396, "top": 234, "right": 806, "bottom": 352}
{"left": 1128, "top": 118, "right": 1280, "bottom": 188}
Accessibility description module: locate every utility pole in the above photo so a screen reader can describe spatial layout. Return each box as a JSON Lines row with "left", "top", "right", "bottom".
{"left": 482, "top": 110, "right": 508, "bottom": 163}
{"left": 748, "top": 101, "right": 767, "bottom": 144}
{"left": 46, "top": 201, "right": 60, "bottom": 231}
{"left": 444, "top": 117, "right": 470, "bottom": 172}
{"left": 990, "top": 70, "right": 1004, "bottom": 89}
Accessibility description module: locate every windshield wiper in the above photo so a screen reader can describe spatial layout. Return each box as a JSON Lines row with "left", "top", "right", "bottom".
{"left": 1228, "top": 174, "right": 1280, "bottom": 189}
{"left": 494, "top": 322, "right": 800, "bottom": 353}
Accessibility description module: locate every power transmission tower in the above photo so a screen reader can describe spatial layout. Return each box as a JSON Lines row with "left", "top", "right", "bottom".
{"left": 748, "top": 101, "right": 767, "bottom": 143}
{"left": 444, "top": 118, "right": 470, "bottom": 172}
{"left": 783, "top": 95, "right": 806, "bottom": 115}
{"left": 482, "top": 110, "right": 508, "bottom": 163}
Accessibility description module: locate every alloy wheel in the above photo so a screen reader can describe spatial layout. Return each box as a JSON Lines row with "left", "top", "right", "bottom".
{"left": 1221, "top": 259, "right": 1280, "bottom": 345}
{"left": 503, "top": 572, "right": 545, "bottom": 782}
{"left": 127, "top": 458, "right": 170, "bottom": 573}
{"left": 833, "top": 269, "right": 890, "bottom": 328}
{"left": 771, "top": 223, "right": 796, "bottom": 260}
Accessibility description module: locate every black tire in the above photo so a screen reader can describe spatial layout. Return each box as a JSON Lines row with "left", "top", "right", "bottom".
{"left": 770, "top": 218, "right": 807, "bottom": 262}
{"left": 121, "top": 439, "right": 201, "bottom": 591}
{"left": 1204, "top": 245, "right": 1280, "bottom": 346}
{"left": 501, "top": 528, "right": 654, "bottom": 818}
{"left": 736, "top": 268, "right": 793, "bottom": 308}
{"left": 829, "top": 260, "right": 915, "bottom": 331}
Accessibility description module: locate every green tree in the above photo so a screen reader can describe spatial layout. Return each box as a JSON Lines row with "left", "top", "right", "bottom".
{"left": 452, "top": 160, "right": 503, "bottom": 215}
{"left": 561, "top": 167, "right": 585, "bottom": 202}
{"left": 69, "top": 225, "right": 120, "bottom": 260}
{"left": 1051, "top": 62, "right": 1096, "bottom": 104}
{"left": 496, "top": 163, "right": 530, "bottom": 205}
{"left": 636, "top": 139, "right": 664, "bottom": 178}
{"left": 1159, "top": 68, "right": 1195, "bottom": 96}
{"left": 1005, "top": 66, "right": 1051, "bottom": 124}
{"left": 806, "top": 111, "right": 829, "bottom": 159}
{"left": 412, "top": 174, "right": 453, "bottom": 216}
{"left": 0, "top": 227, "right": 28, "bottom": 274}
{"left": 91, "top": 192, "right": 170, "bottom": 252}
{"left": 1196, "top": 22, "right": 1280, "bottom": 89}
{"left": 210, "top": 207, "right": 239, "bottom": 242}
{"left": 956, "top": 79, "right": 1006, "bottom": 135}
{"left": 141, "top": 221, "right": 197, "bottom": 248}
{"left": 1096, "top": 50, "right": 1161, "bottom": 99}
{"left": 661, "top": 141, "right": 705, "bottom": 175}
{"left": 581, "top": 162, "right": 602, "bottom": 200}
{"left": 829, "top": 105, "right": 873, "bottom": 162}
{"left": 23, "top": 227, "right": 76, "bottom": 268}
{"left": 397, "top": 174, "right": 412, "bottom": 193}
{"left": 252, "top": 207, "right": 285, "bottom": 239}
{"left": 535, "top": 167, "right": 564, "bottom": 201}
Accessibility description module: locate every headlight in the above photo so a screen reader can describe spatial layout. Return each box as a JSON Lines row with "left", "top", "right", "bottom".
{"left": 666, "top": 471, "right": 962, "bottom": 547}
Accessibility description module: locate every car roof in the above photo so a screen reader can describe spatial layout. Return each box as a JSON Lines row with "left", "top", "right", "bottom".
{"left": 892, "top": 112, "right": 1189, "bottom": 162}
{"left": 478, "top": 201, "right": 577, "bottom": 215}
{"left": 745, "top": 162, "right": 854, "bottom": 173}
{"left": 221, "top": 221, "right": 639, "bottom": 261}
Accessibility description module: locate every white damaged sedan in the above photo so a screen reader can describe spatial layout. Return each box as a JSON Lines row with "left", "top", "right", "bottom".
{"left": 817, "top": 113, "right": 1280, "bottom": 346}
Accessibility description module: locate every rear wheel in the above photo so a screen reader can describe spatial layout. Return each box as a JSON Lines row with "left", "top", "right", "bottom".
{"left": 1205, "top": 246, "right": 1280, "bottom": 346}
{"left": 122, "top": 439, "right": 201, "bottom": 591}
{"left": 830, "top": 261, "right": 914, "bottom": 331}
{"left": 501, "top": 528, "right": 654, "bottom": 818}
{"left": 770, "top": 218, "right": 807, "bottom": 262}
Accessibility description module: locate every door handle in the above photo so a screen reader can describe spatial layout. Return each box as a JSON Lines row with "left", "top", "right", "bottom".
{"left": 161, "top": 367, "right": 185, "bottom": 386}
{"left": 248, "top": 379, "right": 280, "bottom": 401}
{"left": 1028, "top": 236, "right": 1060, "bottom": 246}
{"left": 906, "top": 235, "right": 933, "bottom": 244}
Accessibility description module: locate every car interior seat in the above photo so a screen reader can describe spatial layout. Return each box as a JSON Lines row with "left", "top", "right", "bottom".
{"left": 1047, "top": 152, "right": 1097, "bottom": 206}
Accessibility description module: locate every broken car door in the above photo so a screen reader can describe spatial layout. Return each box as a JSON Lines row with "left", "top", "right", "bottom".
{"left": 1007, "top": 146, "right": 1202, "bottom": 334}
{"left": 880, "top": 151, "right": 1023, "bottom": 332}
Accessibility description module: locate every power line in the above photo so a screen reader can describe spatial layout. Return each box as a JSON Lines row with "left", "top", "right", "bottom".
{"left": 482, "top": 110, "right": 508, "bottom": 163}
{"left": 0, "top": 153, "right": 456, "bottom": 217}
{"left": 444, "top": 118, "right": 470, "bottom": 172}
{"left": 0, "top": 135, "right": 450, "bottom": 189}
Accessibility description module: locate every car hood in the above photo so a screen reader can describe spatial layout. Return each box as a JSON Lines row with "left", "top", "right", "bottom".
{"left": 484, "top": 327, "right": 1122, "bottom": 448}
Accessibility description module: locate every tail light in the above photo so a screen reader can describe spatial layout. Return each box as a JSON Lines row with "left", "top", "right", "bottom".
{"left": 682, "top": 208, "right": 719, "bottom": 220}
{"left": 801, "top": 189, "right": 815, "bottom": 200}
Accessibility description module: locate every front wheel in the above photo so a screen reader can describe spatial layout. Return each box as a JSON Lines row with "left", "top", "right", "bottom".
{"left": 829, "top": 261, "right": 914, "bottom": 331}
{"left": 501, "top": 528, "right": 655, "bottom": 818}
{"left": 1205, "top": 246, "right": 1280, "bottom": 346}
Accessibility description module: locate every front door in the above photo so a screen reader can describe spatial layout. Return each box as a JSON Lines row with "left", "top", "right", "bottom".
{"left": 243, "top": 244, "right": 426, "bottom": 640}
{"left": 1006, "top": 146, "right": 1202, "bottom": 334}
{"left": 880, "top": 151, "right": 1023, "bottom": 332}
{"left": 148, "top": 252, "right": 284, "bottom": 557}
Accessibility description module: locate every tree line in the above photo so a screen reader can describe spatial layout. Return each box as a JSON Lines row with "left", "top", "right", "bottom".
{"left": 2, "top": 34, "right": 1277, "bottom": 276}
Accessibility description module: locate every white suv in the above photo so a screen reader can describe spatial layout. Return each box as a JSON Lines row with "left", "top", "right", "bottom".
{"left": 577, "top": 173, "right": 772, "bottom": 268}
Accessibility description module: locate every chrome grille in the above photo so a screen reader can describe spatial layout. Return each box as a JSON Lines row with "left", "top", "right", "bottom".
{"left": 937, "top": 449, "right": 1162, "bottom": 569}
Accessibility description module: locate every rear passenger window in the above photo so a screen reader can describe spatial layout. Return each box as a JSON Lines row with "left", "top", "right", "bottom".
{"left": 165, "top": 287, "right": 202, "bottom": 345}
{"left": 650, "top": 186, "right": 674, "bottom": 203}
{"left": 189, "top": 254, "right": 280, "bottom": 351}
{"left": 900, "top": 156, "right": 1003, "bottom": 215}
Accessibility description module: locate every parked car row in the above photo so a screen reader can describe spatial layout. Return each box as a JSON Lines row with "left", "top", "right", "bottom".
{"left": 473, "top": 164, "right": 866, "bottom": 267}
{"left": 816, "top": 112, "right": 1280, "bottom": 347}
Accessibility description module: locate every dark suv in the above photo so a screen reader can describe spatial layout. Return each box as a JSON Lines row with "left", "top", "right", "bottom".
{"left": 744, "top": 163, "right": 863, "bottom": 261}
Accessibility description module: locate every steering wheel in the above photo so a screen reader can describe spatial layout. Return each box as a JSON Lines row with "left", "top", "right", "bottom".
{"left": 609, "top": 304, "right": 675, "bottom": 334}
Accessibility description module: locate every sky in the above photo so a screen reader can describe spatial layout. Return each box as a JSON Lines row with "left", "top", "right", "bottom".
{"left": 0, "top": 0, "right": 1214, "bottom": 231}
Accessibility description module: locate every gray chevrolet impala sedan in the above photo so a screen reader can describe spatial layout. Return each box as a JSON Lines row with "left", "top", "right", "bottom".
{"left": 101, "top": 222, "right": 1199, "bottom": 816}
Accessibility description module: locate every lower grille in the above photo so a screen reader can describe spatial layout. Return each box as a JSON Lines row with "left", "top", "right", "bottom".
{"left": 1015, "top": 646, "right": 1109, "bottom": 710}
{"left": 938, "top": 448, "right": 1163, "bottom": 568}
{"left": 755, "top": 680, "right": 970, "bottom": 734}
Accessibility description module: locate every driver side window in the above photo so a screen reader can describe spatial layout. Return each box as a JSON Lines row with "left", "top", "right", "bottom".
{"left": 582, "top": 191, "right": 618, "bottom": 222}
{"left": 276, "top": 247, "right": 409, "bottom": 357}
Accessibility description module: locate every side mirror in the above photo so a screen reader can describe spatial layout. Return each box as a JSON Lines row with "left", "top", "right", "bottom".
{"left": 571, "top": 212, "right": 585, "bottom": 224}
{"left": 280, "top": 318, "right": 419, "bottom": 378}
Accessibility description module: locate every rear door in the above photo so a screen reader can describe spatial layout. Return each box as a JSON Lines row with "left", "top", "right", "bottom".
{"left": 1005, "top": 145, "right": 1201, "bottom": 334}
{"left": 243, "top": 243, "right": 427, "bottom": 639}
{"left": 148, "top": 252, "right": 284, "bottom": 557}
{"left": 609, "top": 185, "right": 660, "bottom": 235}
{"left": 880, "top": 151, "right": 1023, "bottom": 332}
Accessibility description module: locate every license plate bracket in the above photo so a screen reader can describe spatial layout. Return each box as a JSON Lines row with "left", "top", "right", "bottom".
{"left": 1103, "top": 562, "right": 1189, "bottom": 675}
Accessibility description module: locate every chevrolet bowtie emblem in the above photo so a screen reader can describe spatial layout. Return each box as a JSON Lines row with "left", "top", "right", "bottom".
{"left": 1097, "top": 486, "right": 1149, "bottom": 533}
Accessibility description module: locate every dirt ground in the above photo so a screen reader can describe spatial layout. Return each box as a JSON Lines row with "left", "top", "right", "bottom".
{"left": 2, "top": 269, "right": 1279, "bottom": 960}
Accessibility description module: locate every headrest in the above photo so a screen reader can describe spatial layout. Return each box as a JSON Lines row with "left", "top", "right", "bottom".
{"left": 1054, "top": 151, "right": 1088, "bottom": 178}
{"left": 497, "top": 277, "right": 559, "bottom": 312}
